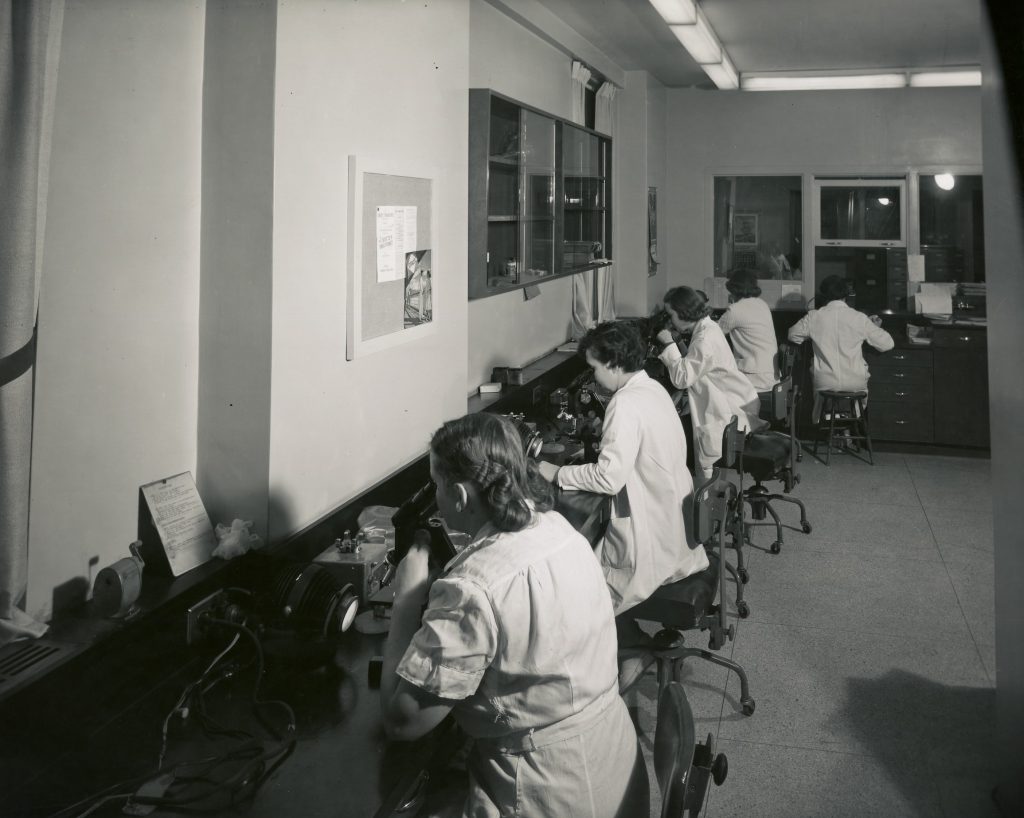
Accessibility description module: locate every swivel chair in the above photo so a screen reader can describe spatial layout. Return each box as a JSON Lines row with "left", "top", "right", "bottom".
{"left": 654, "top": 682, "right": 728, "bottom": 818}
{"left": 736, "top": 376, "right": 812, "bottom": 555}
{"left": 619, "top": 422, "right": 755, "bottom": 716}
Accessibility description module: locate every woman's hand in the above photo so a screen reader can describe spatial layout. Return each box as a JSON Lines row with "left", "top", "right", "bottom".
{"left": 869, "top": 314, "right": 883, "bottom": 327}
{"left": 537, "top": 460, "right": 560, "bottom": 483}
{"left": 656, "top": 329, "right": 675, "bottom": 347}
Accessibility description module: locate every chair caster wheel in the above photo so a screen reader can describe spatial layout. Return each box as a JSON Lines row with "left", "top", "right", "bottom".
{"left": 737, "top": 600, "right": 750, "bottom": 619}
{"left": 770, "top": 541, "right": 782, "bottom": 554}
{"left": 741, "top": 698, "right": 755, "bottom": 716}
{"left": 711, "top": 753, "right": 728, "bottom": 786}
{"left": 738, "top": 568, "right": 749, "bottom": 584}
{"left": 802, "top": 522, "right": 812, "bottom": 534}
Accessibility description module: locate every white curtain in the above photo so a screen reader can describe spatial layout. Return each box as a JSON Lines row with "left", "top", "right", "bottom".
{"left": 594, "top": 81, "right": 618, "bottom": 323}
{"left": 570, "top": 61, "right": 594, "bottom": 338}
{"left": 0, "top": 0, "right": 63, "bottom": 645}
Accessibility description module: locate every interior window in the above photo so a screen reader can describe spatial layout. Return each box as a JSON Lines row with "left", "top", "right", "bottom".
{"left": 713, "top": 175, "right": 803, "bottom": 280}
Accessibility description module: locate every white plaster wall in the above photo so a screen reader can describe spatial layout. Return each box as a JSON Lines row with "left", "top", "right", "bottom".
{"left": 28, "top": 0, "right": 204, "bottom": 620}
{"left": 663, "top": 87, "right": 982, "bottom": 294}
{"left": 466, "top": 0, "right": 576, "bottom": 391}
{"left": 613, "top": 70, "right": 650, "bottom": 318}
{"left": 268, "top": 0, "right": 471, "bottom": 540}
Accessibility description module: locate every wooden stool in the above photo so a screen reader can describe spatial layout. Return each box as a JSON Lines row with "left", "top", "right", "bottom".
{"left": 813, "top": 390, "right": 873, "bottom": 465}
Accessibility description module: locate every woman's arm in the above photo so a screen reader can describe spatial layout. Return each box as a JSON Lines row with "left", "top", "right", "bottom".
{"left": 659, "top": 335, "right": 710, "bottom": 390}
{"left": 558, "top": 395, "right": 641, "bottom": 495}
{"left": 380, "top": 544, "right": 454, "bottom": 741}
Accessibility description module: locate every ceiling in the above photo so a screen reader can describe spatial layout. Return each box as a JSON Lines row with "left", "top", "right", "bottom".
{"left": 531, "top": 0, "right": 982, "bottom": 88}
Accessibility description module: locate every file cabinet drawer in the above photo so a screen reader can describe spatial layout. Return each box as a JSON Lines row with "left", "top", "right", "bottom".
{"left": 869, "top": 365, "right": 933, "bottom": 386}
{"left": 871, "top": 380, "right": 933, "bottom": 403}
{"left": 873, "top": 348, "right": 933, "bottom": 368}
{"left": 870, "top": 403, "right": 934, "bottom": 443}
{"left": 931, "top": 326, "right": 987, "bottom": 351}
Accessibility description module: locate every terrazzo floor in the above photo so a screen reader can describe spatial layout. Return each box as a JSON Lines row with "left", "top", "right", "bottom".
{"left": 627, "top": 448, "right": 999, "bottom": 818}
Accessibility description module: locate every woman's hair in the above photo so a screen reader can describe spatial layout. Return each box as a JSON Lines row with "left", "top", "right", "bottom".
{"left": 818, "top": 274, "right": 851, "bottom": 305}
{"left": 578, "top": 320, "right": 647, "bottom": 373}
{"left": 430, "top": 413, "right": 553, "bottom": 532}
{"left": 663, "top": 286, "right": 712, "bottom": 322}
{"left": 726, "top": 268, "right": 761, "bottom": 299}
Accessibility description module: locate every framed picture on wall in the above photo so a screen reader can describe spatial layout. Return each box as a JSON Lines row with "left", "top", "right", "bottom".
{"left": 733, "top": 212, "right": 758, "bottom": 248}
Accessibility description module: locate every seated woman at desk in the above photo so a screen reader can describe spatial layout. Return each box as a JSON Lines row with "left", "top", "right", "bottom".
{"left": 539, "top": 321, "right": 709, "bottom": 622}
{"left": 787, "top": 274, "right": 894, "bottom": 421}
{"left": 717, "top": 268, "right": 780, "bottom": 394}
{"left": 381, "top": 413, "right": 646, "bottom": 818}
{"left": 657, "top": 285, "right": 764, "bottom": 483}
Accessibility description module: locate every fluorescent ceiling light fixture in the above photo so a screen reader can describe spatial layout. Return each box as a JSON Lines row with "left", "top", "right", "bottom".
{"left": 935, "top": 173, "right": 956, "bottom": 190}
{"left": 703, "top": 52, "right": 738, "bottom": 90}
{"left": 670, "top": 10, "right": 721, "bottom": 64}
{"left": 648, "top": 0, "right": 696, "bottom": 24}
{"left": 742, "top": 73, "right": 907, "bottom": 91}
{"left": 910, "top": 69, "right": 982, "bottom": 87}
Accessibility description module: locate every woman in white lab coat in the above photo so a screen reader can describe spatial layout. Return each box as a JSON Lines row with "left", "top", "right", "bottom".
{"left": 717, "top": 268, "right": 780, "bottom": 393}
{"left": 542, "top": 321, "right": 709, "bottom": 618}
{"left": 786, "top": 274, "right": 894, "bottom": 421}
{"left": 657, "top": 286, "right": 763, "bottom": 483}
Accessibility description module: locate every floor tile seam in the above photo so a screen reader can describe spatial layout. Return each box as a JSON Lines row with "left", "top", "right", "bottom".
{"left": 914, "top": 479, "right": 995, "bottom": 685}
{"left": 733, "top": 616, "right": 980, "bottom": 646}
{"left": 711, "top": 734, "right": 917, "bottom": 762}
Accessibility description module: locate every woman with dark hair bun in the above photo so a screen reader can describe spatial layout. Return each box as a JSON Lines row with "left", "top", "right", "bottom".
{"left": 718, "top": 268, "right": 780, "bottom": 393}
{"left": 544, "top": 321, "right": 709, "bottom": 619}
{"left": 787, "top": 274, "right": 894, "bottom": 422}
{"left": 381, "top": 412, "right": 647, "bottom": 818}
{"left": 657, "top": 285, "right": 764, "bottom": 482}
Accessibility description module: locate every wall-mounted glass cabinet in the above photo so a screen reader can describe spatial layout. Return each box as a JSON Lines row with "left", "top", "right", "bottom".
{"left": 469, "top": 90, "right": 612, "bottom": 300}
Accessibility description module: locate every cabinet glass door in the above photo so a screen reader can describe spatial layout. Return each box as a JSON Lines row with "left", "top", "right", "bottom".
{"left": 520, "top": 109, "right": 556, "bottom": 283}
{"left": 562, "top": 124, "right": 608, "bottom": 272}
{"left": 814, "top": 179, "right": 906, "bottom": 246}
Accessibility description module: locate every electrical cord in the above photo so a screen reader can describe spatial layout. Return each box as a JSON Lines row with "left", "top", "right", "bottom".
{"left": 51, "top": 615, "right": 298, "bottom": 818}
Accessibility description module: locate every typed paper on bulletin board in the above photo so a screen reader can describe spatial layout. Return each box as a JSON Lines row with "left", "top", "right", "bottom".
{"left": 376, "top": 205, "right": 417, "bottom": 282}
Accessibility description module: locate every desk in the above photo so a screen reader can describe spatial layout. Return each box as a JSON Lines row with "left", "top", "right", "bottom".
{"left": 45, "top": 490, "right": 610, "bottom": 818}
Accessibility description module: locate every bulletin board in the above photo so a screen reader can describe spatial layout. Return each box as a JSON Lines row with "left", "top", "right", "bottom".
{"left": 347, "top": 156, "right": 437, "bottom": 360}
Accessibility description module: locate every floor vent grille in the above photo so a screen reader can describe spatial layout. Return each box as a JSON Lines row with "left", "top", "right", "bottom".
{"left": 0, "top": 640, "right": 73, "bottom": 697}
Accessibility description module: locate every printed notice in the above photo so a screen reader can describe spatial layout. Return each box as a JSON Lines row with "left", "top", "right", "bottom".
{"left": 376, "top": 205, "right": 418, "bottom": 282}
{"left": 908, "top": 253, "right": 925, "bottom": 282}
{"left": 140, "top": 472, "right": 217, "bottom": 576}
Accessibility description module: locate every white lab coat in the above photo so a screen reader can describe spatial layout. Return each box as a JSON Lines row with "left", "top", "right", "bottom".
{"left": 717, "top": 296, "right": 779, "bottom": 392}
{"left": 787, "top": 300, "right": 894, "bottom": 401}
{"left": 557, "top": 370, "right": 709, "bottom": 616}
{"left": 659, "top": 317, "right": 762, "bottom": 474}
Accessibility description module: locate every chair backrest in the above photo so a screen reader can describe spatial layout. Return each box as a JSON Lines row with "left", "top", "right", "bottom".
{"left": 716, "top": 415, "right": 745, "bottom": 471}
{"left": 654, "top": 681, "right": 698, "bottom": 818}
{"left": 769, "top": 375, "right": 794, "bottom": 425}
{"left": 778, "top": 341, "right": 798, "bottom": 379}
{"left": 692, "top": 468, "right": 738, "bottom": 546}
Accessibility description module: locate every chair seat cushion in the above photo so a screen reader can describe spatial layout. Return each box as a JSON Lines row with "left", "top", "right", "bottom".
{"left": 627, "top": 557, "right": 720, "bottom": 629}
{"left": 743, "top": 431, "right": 792, "bottom": 481}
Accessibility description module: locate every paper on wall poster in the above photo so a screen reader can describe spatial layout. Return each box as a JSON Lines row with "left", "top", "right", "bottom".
{"left": 376, "top": 205, "right": 418, "bottom": 283}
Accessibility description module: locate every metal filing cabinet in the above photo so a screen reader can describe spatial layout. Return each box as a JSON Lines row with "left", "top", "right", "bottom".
{"left": 867, "top": 346, "right": 934, "bottom": 443}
